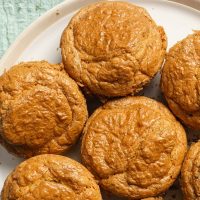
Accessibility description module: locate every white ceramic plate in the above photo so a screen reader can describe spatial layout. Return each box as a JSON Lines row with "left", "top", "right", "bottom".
{"left": 0, "top": 0, "right": 200, "bottom": 199}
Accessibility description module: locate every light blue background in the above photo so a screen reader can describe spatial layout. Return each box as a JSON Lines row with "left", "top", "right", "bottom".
{"left": 0, "top": 0, "right": 64, "bottom": 58}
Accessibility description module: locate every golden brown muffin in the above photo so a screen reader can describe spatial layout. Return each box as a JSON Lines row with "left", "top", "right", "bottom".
{"left": 0, "top": 61, "right": 88, "bottom": 158}
{"left": 181, "top": 141, "right": 200, "bottom": 200}
{"left": 81, "top": 96, "right": 187, "bottom": 199}
{"left": 161, "top": 31, "right": 200, "bottom": 130}
{"left": 1, "top": 154, "right": 102, "bottom": 200}
{"left": 61, "top": 1, "right": 167, "bottom": 97}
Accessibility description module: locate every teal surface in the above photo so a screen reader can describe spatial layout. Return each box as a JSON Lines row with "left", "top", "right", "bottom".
{"left": 0, "top": 0, "right": 64, "bottom": 58}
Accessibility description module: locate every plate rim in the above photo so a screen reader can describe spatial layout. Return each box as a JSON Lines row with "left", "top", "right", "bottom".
{"left": 0, "top": 0, "right": 200, "bottom": 67}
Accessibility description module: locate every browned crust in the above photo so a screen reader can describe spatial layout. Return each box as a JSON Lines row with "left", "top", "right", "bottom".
{"left": 181, "top": 141, "right": 200, "bottom": 200}
{"left": 81, "top": 96, "right": 187, "bottom": 199}
{"left": 61, "top": 1, "right": 167, "bottom": 97}
{"left": 0, "top": 61, "right": 88, "bottom": 157}
{"left": 142, "top": 197, "right": 163, "bottom": 200}
{"left": 161, "top": 31, "right": 200, "bottom": 130}
{"left": 1, "top": 154, "right": 102, "bottom": 200}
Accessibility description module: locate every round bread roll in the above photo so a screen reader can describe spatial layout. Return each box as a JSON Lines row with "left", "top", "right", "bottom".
{"left": 0, "top": 61, "right": 88, "bottom": 157}
{"left": 181, "top": 141, "right": 200, "bottom": 200}
{"left": 61, "top": 1, "right": 167, "bottom": 97}
{"left": 81, "top": 96, "right": 187, "bottom": 199}
{"left": 1, "top": 154, "right": 102, "bottom": 200}
{"left": 161, "top": 31, "right": 200, "bottom": 129}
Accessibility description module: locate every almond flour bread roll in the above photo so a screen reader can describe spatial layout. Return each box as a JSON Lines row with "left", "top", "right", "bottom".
{"left": 161, "top": 31, "right": 200, "bottom": 129}
{"left": 81, "top": 96, "right": 187, "bottom": 199}
{"left": 181, "top": 141, "right": 200, "bottom": 200}
{"left": 1, "top": 155, "right": 102, "bottom": 200}
{"left": 61, "top": 1, "right": 167, "bottom": 97}
{"left": 0, "top": 61, "right": 88, "bottom": 157}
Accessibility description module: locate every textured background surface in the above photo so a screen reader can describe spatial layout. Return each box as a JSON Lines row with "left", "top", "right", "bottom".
{"left": 0, "top": 0, "right": 64, "bottom": 58}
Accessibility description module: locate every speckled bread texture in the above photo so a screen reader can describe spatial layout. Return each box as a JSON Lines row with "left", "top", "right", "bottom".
{"left": 181, "top": 141, "right": 200, "bottom": 200}
{"left": 161, "top": 31, "right": 200, "bottom": 130}
{"left": 61, "top": 1, "right": 167, "bottom": 97}
{"left": 0, "top": 61, "right": 88, "bottom": 158}
{"left": 81, "top": 96, "right": 187, "bottom": 199}
{"left": 1, "top": 154, "right": 102, "bottom": 200}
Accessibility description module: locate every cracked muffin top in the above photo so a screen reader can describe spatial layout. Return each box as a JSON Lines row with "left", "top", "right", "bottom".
{"left": 1, "top": 154, "right": 102, "bottom": 200}
{"left": 181, "top": 141, "right": 200, "bottom": 200}
{"left": 81, "top": 96, "right": 187, "bottom": 199}
{"left": 61, "top": 1, "right": 167, "bottom": 97}
{"left": 161, "top": 31, "right": 200, "bottom": 130}
{"left": 0, "top": 61, "right": 88, "bottom": 158}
